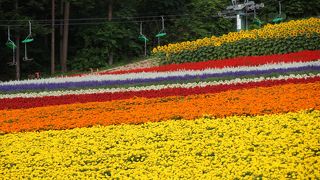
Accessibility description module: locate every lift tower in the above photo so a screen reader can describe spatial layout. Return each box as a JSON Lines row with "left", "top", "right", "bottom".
{"left": 219, "top": 0, "right": 264, "bottom": 31}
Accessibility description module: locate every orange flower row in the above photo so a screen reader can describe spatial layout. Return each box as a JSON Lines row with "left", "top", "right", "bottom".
{"left": 1, "top": 82, "right": 320, "bottom": 133}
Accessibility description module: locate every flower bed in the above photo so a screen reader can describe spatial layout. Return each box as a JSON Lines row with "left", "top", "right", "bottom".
{"left": 1, "top": 110, "right": 319, "bottom": 179}
{"left": 153, "top": 18, "right": 320, "bottom": 55}
{"left": 152, "top": 18, "right": 320, "bottom": 64}
{"left": 1, "top": 73, "right": 319, "bottom": 99}
{"left": 0, "top": 49, "right": 319, "bottom": 178}
{"left": 1, "top": 81, "right": 320, "bottom": 133}
{"left": 100, "top": 50, "right": 320, "bottom": 75}
{"left": 1, "top": 60, "right": 320, "bottom": 93}
{"left": 1, "top": 74, "right": 320, "bottom": 110}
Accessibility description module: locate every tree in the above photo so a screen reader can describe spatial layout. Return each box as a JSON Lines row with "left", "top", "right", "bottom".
{"left": 258, "top": 0, "right": 320, "bottom": 22}
{"left": 107, "top": 0, "right": 114, "bottom": 65}
{"left": 71, "top": 0, "right": 141, "bottom": 70}
{"left": 15, "top": 0, "right": 20, "bottom": 80}
{"left": 51, "top": 0, "right": 55, "bottom": 75}
{"left": 0, "top": 0, "right": 51, "bottom": 81}
{"left": 61, "top": 0, "right": 70, "bottom": 72}
{"left": 171, "top": 0, "right": 233, "bottom": 41}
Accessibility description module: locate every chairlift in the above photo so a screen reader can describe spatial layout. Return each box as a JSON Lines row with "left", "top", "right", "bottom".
{"left": 272, "top": 1, "right": 284, "bottom": 23}
{"left": 252, "top": 8, "right": 263, "bottom": 27}
{"left": 155, "top": 16, "right": 167, "bottom": 46}
{"left": 138, "top": 22, "right": 148, "bottom": 56}
{"left": 5, "top": 26, "right": 17, "bottom": 66}
{"left": 21, "top": 21, "right": 34, "bottom": 61}
{"left": 253, "top": 17, "right": 262, "bottom": 26}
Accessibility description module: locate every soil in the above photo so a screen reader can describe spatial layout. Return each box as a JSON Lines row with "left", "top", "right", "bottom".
{"left": 100, "top": 58, "right": 160, "bottom": 73}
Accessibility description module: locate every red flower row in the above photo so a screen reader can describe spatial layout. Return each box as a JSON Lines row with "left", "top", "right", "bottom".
{"left": 1, "top": 76, "right": 320, "bottom": 110}
{"left": 101, "top": 50, "right": 320, "bottom": 75}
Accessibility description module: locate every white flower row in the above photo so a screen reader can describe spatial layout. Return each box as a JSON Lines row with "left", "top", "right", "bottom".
{"left": 1, "top": 73, "right": 319, "bottom": 99}
{"left": 1, "top": 60, "right": 320, "bottom": 86}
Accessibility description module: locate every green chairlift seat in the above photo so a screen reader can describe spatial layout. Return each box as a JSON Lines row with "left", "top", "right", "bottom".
{"left": 6, "top": 26, "right": 17, "bottom": 66}
{"left": 156, "top": 16, "right": 167, "bottom": 45}
{"left": 272, "top": 1, "right": 285, "bottom": 23}
{"left": 253, "top": 17, "right": 263, "bottom": 27}
{"left": 138, "top": 22, "right": 148, "bottom": 56}
{"left": 21, "top": 21, "right": 34, "bottom": 61}
{"left": 22, "top": 36, "right": 34, "bottom": 43}
{"left": 6, "top": 40, "right": 16, "bottom": 49}
{"left": 156, "top": 32, "right": 167, "bottom": 38}
{"left": 138, "top": 34, "right": 148, "bottom": 42}
{"left": 272, "top": 17, "right": 284, "bottom": 23}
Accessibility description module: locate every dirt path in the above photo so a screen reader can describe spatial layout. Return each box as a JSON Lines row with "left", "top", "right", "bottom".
{"left": 100, "top": 58, "right": 160, "bottom": 73}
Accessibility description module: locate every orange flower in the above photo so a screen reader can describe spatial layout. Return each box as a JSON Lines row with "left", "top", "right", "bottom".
{"left": 1, "top": 82, "right": 320, "bottom": 133}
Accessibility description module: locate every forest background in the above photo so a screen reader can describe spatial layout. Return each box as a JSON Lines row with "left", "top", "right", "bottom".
{"left": 0, "top": 0, "right": 319, "bottom": 81}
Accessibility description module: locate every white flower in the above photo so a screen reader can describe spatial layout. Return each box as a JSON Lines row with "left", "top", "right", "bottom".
{"left": 1, "top": 73, "right": 319, "bottom": 99}
{"left": 0, "top": 60, "right": 319, "bottom": 86}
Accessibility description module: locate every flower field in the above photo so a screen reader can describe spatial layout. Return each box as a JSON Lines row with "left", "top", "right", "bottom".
{"left": 153, "top": 18, "right": 320, "bottom": 55}
{"left": 1, "top": 111, "right": 320, "bottom": 179}
{"left": 152, "top": 18, "right": 320, "bottom": 64}
{"left": 1, "top": 49, "right": 320, "bottom": 178}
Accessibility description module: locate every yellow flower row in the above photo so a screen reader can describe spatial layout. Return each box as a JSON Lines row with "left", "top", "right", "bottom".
{"left": 1, "top": 110, "right": 319, "bottom": 179}
{"left": 152, "top": 17, "right": 320, "bottom": 54}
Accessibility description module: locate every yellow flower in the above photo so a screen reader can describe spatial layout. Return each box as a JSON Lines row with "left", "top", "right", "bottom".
{"left": 153, "top": 17, "right": 320, "bottom": 55}
{"left": 1, "top": 110, "right": 320, "bottom": 179}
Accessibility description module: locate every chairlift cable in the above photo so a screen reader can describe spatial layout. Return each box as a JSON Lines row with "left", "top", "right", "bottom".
{"left": 0, "top": 14, "right": 223, "bottom": 27}
{"left": 0, "top": 14, "right": 206, "bottom": 22}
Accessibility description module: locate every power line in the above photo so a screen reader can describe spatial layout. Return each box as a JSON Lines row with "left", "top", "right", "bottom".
{"left": 0, "top": 14, "right": 223, "bottom": 27}
{"left": 0, "top": 14, "right": 195, "bottom": 23}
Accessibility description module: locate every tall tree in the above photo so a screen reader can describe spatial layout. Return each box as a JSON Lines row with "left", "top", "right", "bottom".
{"left": 15, "top": 34, "right": 21, "bottom": 80}
{"left": 15, "top": 0, "right": 20, "bottom": 80}
{"left": 107, "top": 0, "right": 113, "bottom": 65}
{"left": 108, "top": 0, "right": 113, "bottom": 21}
{"left": 59, "top": 0, "right": 64, "bottom": 69}
{"left": 171, "top": 0, "right": 232, "bottom": 41}
{"left": 61, "top": 0, "right": 70, "bottom": 72}
{"left": 51, "top": 0, "right": 55, "bottom": 75}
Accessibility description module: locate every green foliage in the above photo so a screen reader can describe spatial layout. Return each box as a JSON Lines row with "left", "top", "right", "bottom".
{"left": 71, "top": 48, "right": 108, "bottom": 70}
{"left": 258, "top": 0, "right": 320, "bottom": 22}
{"left": 159, "top": 34, "right": 320, "bottom": 64}
{"left": 71, "top": 23, "right": 142, "bottom": 70}
{"left": 162, "top": 0, "right": 233, "bottom": 43}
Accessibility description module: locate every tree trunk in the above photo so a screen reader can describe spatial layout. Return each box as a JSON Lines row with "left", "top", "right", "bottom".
{"left": 108, "top": 0, "right": 113, "bottom": 21}
{"left": 59, "top": 0, "right": 64, "bottom": 69}
{"left": 108, "top": 0, "right": 114, "bottom": 65}
{"left": 108, "top": 52, "right": 113, "bottom": 65}
{"left": 51, "top": 0, "right": 55, "bottom": 75}
{"left": 15, "top": 0, "right": 20, "bottom": 80}
{"left": 61, "top": 1, "right": 70, "bottom": 72}
{"left": 15, "top": 35, "right": 20, "bottom": 80}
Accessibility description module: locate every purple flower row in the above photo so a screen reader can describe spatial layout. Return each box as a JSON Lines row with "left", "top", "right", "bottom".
{"left": 1, "top": 65, "right": 320, "bottom": 92}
